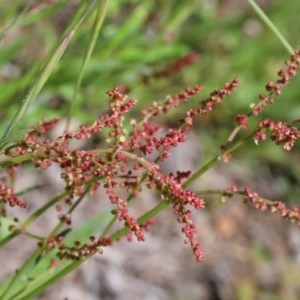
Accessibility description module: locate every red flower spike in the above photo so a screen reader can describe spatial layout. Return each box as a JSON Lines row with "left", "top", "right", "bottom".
{"left": 0, "top": 184, "right": 27, "bottom": 208}
{"left": 242, "top": 187, "right": 300, "bottom": 226}
{"left": 236, "top": 114, "right": 249, "bottom": 130}
{"left": 250, "top": 50, "right": 300, "bottom": 117}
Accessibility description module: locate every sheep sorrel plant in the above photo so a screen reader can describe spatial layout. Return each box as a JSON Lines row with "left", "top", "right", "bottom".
{"left": 0, "top": 49, "right": 300, "bottom": 299}
{"left": 1, "top": 1, "right": 300, "bottom": 299}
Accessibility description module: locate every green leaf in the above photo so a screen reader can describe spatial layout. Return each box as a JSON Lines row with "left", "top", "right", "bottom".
{"left": 67, "top": 0, "right": 110, "bottom": 127}
{"left": 0, "top": 128, "right": 31, "bottom": 153}
{"left": 2, "top": 0, "right": 97, "bottom": 140}
{"left": 0, "top": 217, "right": 16, "bottom": 241}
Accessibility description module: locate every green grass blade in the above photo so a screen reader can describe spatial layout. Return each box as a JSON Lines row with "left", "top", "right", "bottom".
{"left": 9, "top": 211, "right": 111, "bottom": 300}
{"left": 2, "top": 30, "right": 75, "bottom": 139}
{"left": 0, "top": 249, "right": 42, "bottom": 300}
{"left": 103, "top": 2, "right": 151, "bottom": 57}
{"left": 66, "top": 0, "right": 109, "bottom": 128}
{"left": 2, "top": 1, "right": 97, "bottom": 140}
{"left": 247, "top": 0, "right": 294, "bottom": 54}
{"left": 15, "top": 1, "right": 67, "bottom": 27}
{"left": 0, "top": 128, "right": 31, "bottom": 152}
{"left": 0, "top": 1, "right": 34, "bottom": 42}
{"left": 12, "top": 260, "right": 83, "bottom": 300}
{"left": 0, "top": 192, "right": 67, "bottom": 248}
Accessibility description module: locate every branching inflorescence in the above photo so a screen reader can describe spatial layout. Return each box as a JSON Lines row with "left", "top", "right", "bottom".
{"left": 1, "top": 51, "right": 300, "bottom": 264}
{"left": 235, "top": 50, "right": 300, "bottom": 150}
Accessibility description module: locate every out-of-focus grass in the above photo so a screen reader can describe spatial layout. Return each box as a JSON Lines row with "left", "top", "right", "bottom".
{"left": 1, "top": 1, "right": 299, "bottom": 122}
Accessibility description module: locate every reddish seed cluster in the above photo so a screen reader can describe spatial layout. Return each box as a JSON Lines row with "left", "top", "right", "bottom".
{"left": 29, "top": 118, "right": 60, "bottom": 137}
{"left": 270, "top": 202, "right": 300, "bottom": 225}
{"left": 142, "top": 84, "right": 203, "bottom": 117}
{"left": 169, "top": 171, "right": 192, "bottom": 184}
{"left": 39, "top": 235, "right": 107, "bottom": 261}
{"left": 147, "top": 170, "right": 205, "bottom": 260}
{"left": 154, "top": 128, "right": 186, "bottom": 161}
{"left": 156, "top": 174, "right": 205, "bottom": 210}
{"left": 243, "top": 187, "right": 300, "bottom": 226}
{"left": 254, "top": 50, "right": 300, "bottom": 115}
{"left": 142, "top": 52, "right": 199, "bottom": 83}
{"left": 107, "top": 188, "right": 145, "bottom": 242}
{"left": 0, "top": 184, "right": 27, "bottom": 208}
{"left": 173, "top": 202, "right": 204, "bottom": 262}
{"left": 236, "top": 50, "right": 300, "bottom": 130}
{"left": 254, "top": 118, "right": 300, "bottom": 151}
{"left": 184, "top": 78, "right": 239, "bottom": 128}
{"left": 236, "top": 114, "right": 249, "bottom": 130}
{"left": 141, "top": 77, "right": 239, "bottom": 130}
{"left": 217, "top": 186, "right": 300, "bottom": 228}
{"left": 243, "top": 187, "right": 268, "bottom": 211}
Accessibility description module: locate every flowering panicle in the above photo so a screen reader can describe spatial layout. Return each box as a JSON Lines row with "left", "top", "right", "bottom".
{"left": 0, "top": 74, "right": 242, "bottom": 262}
{"left": 135, "top": 79, "right": 238, "bottom": 165}
{"left": 184, "top": 78, "right": 239, "bottom": 128}
{"left": 236, "top": 50, "right": 300, "bottom": 130}
{"left": 7, "top": 55, "right": 297, "bottom": 264}
{"left": 142, "top": 84, "right": 203, "bottom": 117}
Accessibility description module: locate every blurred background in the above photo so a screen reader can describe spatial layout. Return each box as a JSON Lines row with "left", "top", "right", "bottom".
{"left": 1, "top": 0, "right": 300, "bottom": 299}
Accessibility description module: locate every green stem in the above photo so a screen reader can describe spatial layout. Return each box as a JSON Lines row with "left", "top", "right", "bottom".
{"left": 22, "top": 231, "right": 44, "bottom": 241}
{"left": 247, "top": 0, "right": 294, "bottom": 55}
{"left": 0, "top": 191, "right": 68, "bottom": 248}
{"left": 99, "top": 215, "right": 118, "bottom": 240}
{"left": 183, "top": 134, "right": 252, "bottom": 188}
{"left": 182, "top": 155, "right": 219, "bottom": 189}
{"left": 13, "top": 260, "right": 83, "bottom": 300}
{"left": 46, "top": 185, "right": 92, "bottom": 239}
{"left": 0, "top": 184, "right": 94, "bottom": 299}
{"left": 0, "top": 249, "right": 42, "bottom": 300}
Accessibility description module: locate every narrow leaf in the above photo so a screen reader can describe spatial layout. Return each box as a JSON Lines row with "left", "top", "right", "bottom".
{"left": 2, "top": 1, "right": 97, "bottom": 139}
{"left": 66, "top": 0, "right": 109, "bottom": 128}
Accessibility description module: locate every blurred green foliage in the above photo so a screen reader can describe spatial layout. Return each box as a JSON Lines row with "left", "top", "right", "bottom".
{"left": 0, "top": 1, "right": 299, "bottom": 119}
